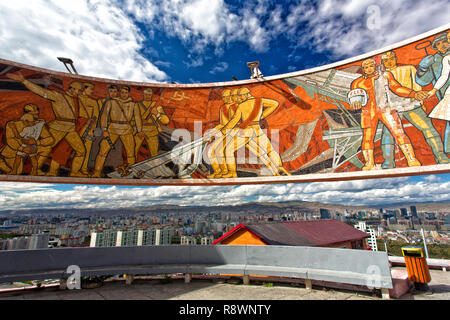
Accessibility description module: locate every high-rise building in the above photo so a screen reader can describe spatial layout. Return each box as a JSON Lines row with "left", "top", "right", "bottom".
{"left": 425, "top": 212, "right": 436, "bottom": 220}
{"left": 181, "top": 236, "right": 197, "bottom": 245}
{"left": 400, "top": 208, "right": 408, "bottom": 217}
{"left": 28, "top": 232, "right": 49, "bottom": 249}
{"left": 7, "top": 237, "right": 30, "bottom": 250}
{"left": 410, "top": 206, "right": 418, "bottom": 217}
{"left": 90, "top": 228, "right": 173, "bottom": 247}
{"left": 319, "top": 208, "right": 330, "bottom": 219}
{"left": 116, "top": 229, "right": 140, "bottom": 247}
{"left": 90, "top": 230, "right": 117, "bottom": 247}
{"left": 0, "top": 232, "right": 49, "bottom": 250}
{"left": 201, "top": 237, "right": 214, "bottom": 245}
{"left": 155, "top": 228, "right": 173, "bottom": 245}
{"left": 445, "top": 215, "right": 450, "bottom": 224}
{"left": 354, "top": 222, "right": 378, "bottom": 251}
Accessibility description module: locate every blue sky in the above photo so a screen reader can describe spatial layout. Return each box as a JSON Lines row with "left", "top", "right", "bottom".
{"left": 0, "top": 0, "right": 450, "bottom": 210}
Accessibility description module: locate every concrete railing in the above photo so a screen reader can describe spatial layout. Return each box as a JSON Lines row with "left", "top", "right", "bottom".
{"left": 389, "top": 256, "right": 449, "bottom": 271}
{"left": 0, "top": 245, "right": 393, "bottom": 290}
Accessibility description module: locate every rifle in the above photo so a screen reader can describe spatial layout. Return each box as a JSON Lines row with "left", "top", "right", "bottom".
{"left": 93, "top": 127, "right": 115, "bottom": 150}
{"left": 82, "top": 116, "right": 97, "bottom": 141}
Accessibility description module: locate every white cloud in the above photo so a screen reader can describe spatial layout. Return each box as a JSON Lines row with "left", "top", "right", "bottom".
{"left": 3, "top": 0, "right": 441, "bottom": 82}
{"left": 209, "top": 61, "right": 229, "bottom": 74}
{"left": 0, "top": 0, "right": 169, "bottom": 82}
{"left": 183, "top": 55, "right": 205, "bottom": 68}
{"left": 284, "top": 0, "right": 450, "bottom": 58}
{"left": 1, "top": 174, "right": 450, "bottom": 211}
{"left": 123, "top": 0, "right": 274, "bottom": 54}
{"left": 424, "top": 175, "right": 442, "bottom": 182}
{"left": 123, "top": 0, "right": 449, "bottom": 65}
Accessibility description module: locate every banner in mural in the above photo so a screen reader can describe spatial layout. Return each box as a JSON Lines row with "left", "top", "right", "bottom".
{"left": 0, "top": 26, "right": 449, "bottom": 185}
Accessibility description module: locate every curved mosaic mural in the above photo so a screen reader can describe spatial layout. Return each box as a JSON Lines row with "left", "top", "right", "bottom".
{"left": 0, "top": 26, "right": 449, "bottom": 185}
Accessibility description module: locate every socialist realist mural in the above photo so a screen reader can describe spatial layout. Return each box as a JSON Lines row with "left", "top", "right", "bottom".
{"left": 0, "top": 29, "right": 449, "bottom": 184}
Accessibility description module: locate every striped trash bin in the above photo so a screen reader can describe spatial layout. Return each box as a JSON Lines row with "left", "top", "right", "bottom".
{"left": 401, "top": 246, "right": 431, "bottom": 284}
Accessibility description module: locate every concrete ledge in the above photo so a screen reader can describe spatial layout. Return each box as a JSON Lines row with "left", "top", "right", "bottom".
{"left": 389, "top": 256, "right": 450, "bottom": 270}
{"left": 0, "top": 245, "right": 394, "bottom": 290}
{"left": 389, "top": 269, "right": 413, "bottom": 299}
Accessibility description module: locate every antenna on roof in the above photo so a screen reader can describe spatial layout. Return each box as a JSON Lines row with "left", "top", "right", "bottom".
{"left": 57, "top": 57, "right": 78, "bottom": 75}
{"left": 247, "top": 61, "right": 263, "bottom": 79}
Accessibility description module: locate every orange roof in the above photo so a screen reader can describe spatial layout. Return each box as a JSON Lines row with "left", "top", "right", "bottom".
{"left": 213, "top": 220, "right": 369, "bottom": 246}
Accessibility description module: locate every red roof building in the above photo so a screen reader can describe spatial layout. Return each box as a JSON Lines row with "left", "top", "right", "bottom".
{"left": 213, "top": 219, "right": 370, "bottom": 249}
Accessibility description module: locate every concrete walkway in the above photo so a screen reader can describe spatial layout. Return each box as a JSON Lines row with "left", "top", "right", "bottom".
{"left": 0, "top": 268, "right": 448, "bottom": 300}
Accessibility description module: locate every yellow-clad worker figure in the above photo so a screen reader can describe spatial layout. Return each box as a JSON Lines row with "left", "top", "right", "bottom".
{"left": 0, "top": 104, "right": 54, "bottom": 176}
{"left": 134, "top": 88, "right": 169, "bottom": 159}
{"left": 207, "top": 88, "right": 239, "bottom": 178}
{"left": 92, "top": 86, "right": 143, "bottom": 177}
{"left": 6, "top": 72, "right": 87, "bottom": 177}
{"left": 219, "top": 87, "right": 290, "bottom": 178}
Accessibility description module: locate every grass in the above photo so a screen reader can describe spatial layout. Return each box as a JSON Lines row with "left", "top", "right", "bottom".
{"left": 377, "top": 240, "right": 450, "bottom": 259}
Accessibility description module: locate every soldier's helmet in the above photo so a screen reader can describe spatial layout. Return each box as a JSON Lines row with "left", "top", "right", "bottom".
{"left": 231, "top": 88, "right": 240, "bottom": 102}
{"left": 83, "top": 82, "right": 95, "bottom": 89}
{"left": 23, "top": 103, "right": 39, "bottom": 114}
{"left": 69, "top": 81, "right": 83, "bottom": 90}
{"left": 143, "top": 88, "right": 153, "bottom": 95}
{"left": 221, "top": 89, "right": 231, "bottom": 97}
{"left": 221, "top": 89, "right": 231, "bottom": 103}
{"left": 238, "top": 87, "right": 251, "bottom": 100}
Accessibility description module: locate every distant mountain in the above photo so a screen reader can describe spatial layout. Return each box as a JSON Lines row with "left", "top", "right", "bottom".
{"left": 1, "top": 200, "right": 449, "bottom": 215}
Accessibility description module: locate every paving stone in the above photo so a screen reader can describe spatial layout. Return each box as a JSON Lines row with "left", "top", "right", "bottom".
{"left": 0, "top": 268, "right": 447, "bottom": 300}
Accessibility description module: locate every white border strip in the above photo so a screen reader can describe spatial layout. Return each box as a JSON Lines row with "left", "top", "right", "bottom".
{"left": 1, "top": 164, "right": 450, "bottom": 186}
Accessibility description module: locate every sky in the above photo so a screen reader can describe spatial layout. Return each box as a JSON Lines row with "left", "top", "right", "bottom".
{"left": 0, "top": 0, "right": 450, "bottom": 211}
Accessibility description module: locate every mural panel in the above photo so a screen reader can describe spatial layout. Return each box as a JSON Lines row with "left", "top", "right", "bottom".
{"left": 0, "top": 27, "right": 449, "bottom": 185}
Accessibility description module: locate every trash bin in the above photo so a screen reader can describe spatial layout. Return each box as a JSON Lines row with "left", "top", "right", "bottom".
{"left": 401, "top": 246, "right": 431, "bottom": 284}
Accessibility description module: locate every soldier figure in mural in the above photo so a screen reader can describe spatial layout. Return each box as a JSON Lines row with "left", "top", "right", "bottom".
{"left": 91, "top": 86, "right": 143, "bottom": 177}
{"left": 6, "top": 72, "right": 87, "bottom": 177}
{"left": 349, "top": 58, "right": 428, "bottom": 170}
{"left": 0, "top": 104, "right": 54, "bottom": 175}
{"left": 379, "top": 51, "right": 449, "bottom": 167}
{"left": 87, "top": 84, "right": 120, "bottom": 171}
{"left": 134, "top": 88, "right": 169, "bottom": 160}
{"left": 78, "top": 82, "right": 100, "bottom": 175}
{"left": 426, "top": 33, "right": 450, "bottom": 145}
{"left": 45, "top": 81, "right": 101, "bottom": 176}
{"left": 219, "top": 87, "right": 289, "bottom": 177}
{"left": 416, "top": 32, "right": 450, "bottom": 152}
